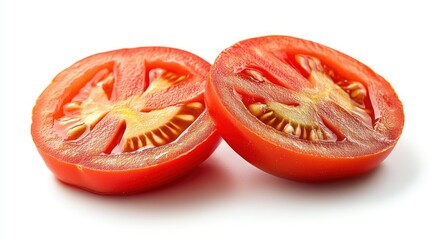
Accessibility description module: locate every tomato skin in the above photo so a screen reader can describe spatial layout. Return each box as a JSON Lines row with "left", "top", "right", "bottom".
{"left": 36, "top": 113, "right": 220, "bottom": 194}
{"left": 206, "top": 35, "right": 404, "bottom": 181}
{"left": 32, "top": 47, "right": 221, "bottom": 194}
{"left": 205, "top": 85, "right": 392, "bottom": 181}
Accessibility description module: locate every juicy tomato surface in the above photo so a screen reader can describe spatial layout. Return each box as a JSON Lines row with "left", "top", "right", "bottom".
{"left": 32, "top": 47, "right": 221, "bottom": 194}
{"left": 206, "top": 36, "right": 404, "bottom": 181}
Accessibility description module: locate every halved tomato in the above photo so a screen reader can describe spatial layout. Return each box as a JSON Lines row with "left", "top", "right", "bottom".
{"left": 32, "top": 47, "right": 221, "bottom": 194}
{"left": 206, "top": 36, "right": 404, "bottom": 181}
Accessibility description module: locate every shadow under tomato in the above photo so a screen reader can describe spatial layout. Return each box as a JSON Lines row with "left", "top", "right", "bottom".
{"left": 241, "top": 139, "right": 419, "bottom": 209}
{"left": 54, "top": 155, "right": 234, "bottom": 215}
{"left": 53, "top": 139, "right": 418, "bottom": 216}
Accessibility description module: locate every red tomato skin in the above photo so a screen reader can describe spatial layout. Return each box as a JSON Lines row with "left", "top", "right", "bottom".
{"left": 205, "top": 36, "right": 404, "bottom": 182}
{"left": 32, "top": 47, "right": 221, "bottom": 194}
{"left": 37, "top": 126, "right": 220, "bottom": 195}
{"left": 206, "top": 79, "right": 396, "bottom": 181}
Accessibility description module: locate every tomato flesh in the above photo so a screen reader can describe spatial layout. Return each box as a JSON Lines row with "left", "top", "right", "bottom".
{"left": 32, "top": 47, "right": 221, "bottom": 194}
{"left": 206, "top": 36, "right": 404, "bottom": 181}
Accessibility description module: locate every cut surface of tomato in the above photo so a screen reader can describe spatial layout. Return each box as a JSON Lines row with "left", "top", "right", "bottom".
{"left": 32, "top": 47, "right": 221, "bottom": 194}
{"left": 206, "top": 36, "right": 404, "bottom": 181}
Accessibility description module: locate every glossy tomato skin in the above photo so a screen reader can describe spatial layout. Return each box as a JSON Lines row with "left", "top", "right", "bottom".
{"left": 36, "top": 112, "right": 220, "bottom": 194}
{"left": 32, "top": 47, "right": 221, "bottom": 194}
{"left": 205, "top": 88, "right": 393, "bottom": 181}
{"left": 206, "top": 36, "right": 404, "bottom": 181}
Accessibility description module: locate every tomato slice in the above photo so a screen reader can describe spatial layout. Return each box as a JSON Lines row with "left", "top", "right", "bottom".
{"left": 32, "top": 47, "right": 221, "bottom": 194}
{"left": 206, "top": 36, "right": 404, "bottom": 181}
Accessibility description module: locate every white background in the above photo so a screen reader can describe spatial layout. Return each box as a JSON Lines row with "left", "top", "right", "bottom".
{"left": 1, "top": 0, "right": 428, "bottom": 239}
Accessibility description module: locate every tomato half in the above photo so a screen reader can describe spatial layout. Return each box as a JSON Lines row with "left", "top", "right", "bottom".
{"left": 206, "top": 36, "right": 404, "bottom": 181}
{"left": 32, "top": 47, "right": 221, "bottom": 194}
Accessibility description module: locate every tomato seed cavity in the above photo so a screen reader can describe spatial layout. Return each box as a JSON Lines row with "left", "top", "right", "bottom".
{"left": 247, "top": 102, "right": 336, "bottom": 142}
{"left": 241, "top": 54, "right": 375, "bottom": 142}
{"left": 54, "top": 67, "right": 204, "bottom": 154}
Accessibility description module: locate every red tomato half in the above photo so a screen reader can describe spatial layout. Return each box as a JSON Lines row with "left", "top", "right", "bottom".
{"left": 32, "top": 47, "right": 221, "bottom": 194}
{"left": 206, "top": 36, "right": 404, "bottom": 181}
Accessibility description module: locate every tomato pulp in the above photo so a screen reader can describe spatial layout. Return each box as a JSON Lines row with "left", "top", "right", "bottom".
{"left": 32, "top": 47, "right": 221, "bottom": 194}
{"left": 206, "top": 36, "right": 404, "bottom": 181}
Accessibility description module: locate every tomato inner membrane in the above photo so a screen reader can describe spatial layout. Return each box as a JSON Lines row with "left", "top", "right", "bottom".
{"left": 53, "top": 67, "right": 204, "bottom": 154}
{"left": 241, "top": 54, "right": 374, "bottom": 142}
